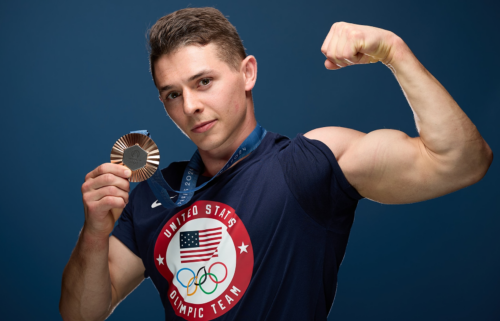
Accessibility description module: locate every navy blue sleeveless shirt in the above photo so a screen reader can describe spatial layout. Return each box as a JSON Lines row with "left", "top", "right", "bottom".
{"left": 112, "top": 132, "right": 363, "bottom": 320}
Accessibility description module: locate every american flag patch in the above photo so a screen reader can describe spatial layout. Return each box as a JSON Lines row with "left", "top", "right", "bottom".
{"left": 179, "top": 227, "right": 222, "bottom": 263}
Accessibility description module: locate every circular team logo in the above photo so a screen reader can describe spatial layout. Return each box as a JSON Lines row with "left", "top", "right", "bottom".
{"left": 154, "top": 200, "right": 254, "bottom": 320}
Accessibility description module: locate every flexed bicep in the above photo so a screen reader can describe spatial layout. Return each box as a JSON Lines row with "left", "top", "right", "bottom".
{"left": 306, "top": 126, "right": 477, "bottom": 204}
{"left": 339, "top": 129, "right": 474, "bottom": 204}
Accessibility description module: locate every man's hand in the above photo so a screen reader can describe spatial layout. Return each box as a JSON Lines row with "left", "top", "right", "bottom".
{"left": 321, "top": 22, "right": 399, "bottom": 70}
{"left": 81, "top": 163, "right": 131, "bottom": 238}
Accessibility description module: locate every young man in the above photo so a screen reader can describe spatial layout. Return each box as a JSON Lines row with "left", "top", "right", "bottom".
{"left": 60, "top": 7, "right": 492, "bottom": 321}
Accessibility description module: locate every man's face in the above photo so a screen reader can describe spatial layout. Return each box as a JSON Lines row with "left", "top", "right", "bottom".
{"left": 155, "top": 43, "right": 254, "bottom": 153}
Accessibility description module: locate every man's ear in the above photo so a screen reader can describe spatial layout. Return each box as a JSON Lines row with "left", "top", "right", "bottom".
{"left": 241, "top": 55, "right": 257, "bottom": 91}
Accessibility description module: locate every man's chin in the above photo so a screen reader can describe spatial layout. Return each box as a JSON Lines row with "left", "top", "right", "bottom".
{"left": 195, "top": 141, "right": 223, "bottom": 153}
{"left": 194, "top": 133, "right": 235, "bottom": 154}
{"left": 191, "top": 135, "right": 221, "bottom": 152}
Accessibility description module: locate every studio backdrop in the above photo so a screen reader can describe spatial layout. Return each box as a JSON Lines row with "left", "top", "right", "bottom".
{"left": 0, "top": 0, "right": 498, "bottom": 320}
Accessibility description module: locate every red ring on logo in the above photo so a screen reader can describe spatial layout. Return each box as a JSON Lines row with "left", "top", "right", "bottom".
{"left": 208, "top": 262, "right": 228, "bottom": 284}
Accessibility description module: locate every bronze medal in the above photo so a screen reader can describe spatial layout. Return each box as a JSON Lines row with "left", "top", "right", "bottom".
{"left": 110, "top": 133, "right": 160, "bottom": 182}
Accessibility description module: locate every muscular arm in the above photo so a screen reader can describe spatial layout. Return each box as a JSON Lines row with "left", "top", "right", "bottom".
{"left": 306, "top": 23, "right": 493, "bottom": 204}
{"left": 60, "top": 164, "right": 146, "bottom": 320}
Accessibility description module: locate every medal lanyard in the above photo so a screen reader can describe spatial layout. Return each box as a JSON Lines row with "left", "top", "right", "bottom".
{"left": 144, "top": 123, "right": 267, "bottom": 209}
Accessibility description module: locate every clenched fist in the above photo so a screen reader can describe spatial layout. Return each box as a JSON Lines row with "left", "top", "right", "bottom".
{"left": 321, "top": 21, "right": 402, "bottom": 70}
{"left": 81, "top": 163, "right": 131, "bottom": 238}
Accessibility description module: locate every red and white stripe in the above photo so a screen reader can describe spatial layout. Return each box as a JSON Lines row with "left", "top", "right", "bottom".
{"left": 180, "top": 227, "right": 222, "bottom": 263}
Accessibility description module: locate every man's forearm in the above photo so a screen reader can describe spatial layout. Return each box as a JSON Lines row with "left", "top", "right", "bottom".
{"left": 60, "top": 227, "right": 113, "bottom": 321}
{"left": 385, "top": 36, "right": 493, "bottom": 179}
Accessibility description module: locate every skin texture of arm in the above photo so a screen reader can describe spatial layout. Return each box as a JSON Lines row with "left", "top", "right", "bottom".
{"left": 305, "top": 22, "right": 493, "bottom": 204}
{"left": 60, "top": 232, "right": 145, "bottom": 321}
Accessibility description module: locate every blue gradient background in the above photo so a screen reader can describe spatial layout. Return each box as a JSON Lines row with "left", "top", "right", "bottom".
{"left": 1, "top": 0, "right": 498, "bottom": 320}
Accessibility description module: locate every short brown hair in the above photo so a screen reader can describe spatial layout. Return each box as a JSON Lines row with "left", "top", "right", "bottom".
{"left": 148, "top": 7, "right": 247, "bottom": 85}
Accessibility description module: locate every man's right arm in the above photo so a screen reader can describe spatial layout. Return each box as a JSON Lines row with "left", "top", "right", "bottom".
{"left": 59, "top": 164, "right": 145, "bottom": 321}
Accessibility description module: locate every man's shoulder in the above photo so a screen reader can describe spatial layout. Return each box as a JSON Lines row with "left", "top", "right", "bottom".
{"left": 303, "top": 126, "right": 364, "bottom": 162}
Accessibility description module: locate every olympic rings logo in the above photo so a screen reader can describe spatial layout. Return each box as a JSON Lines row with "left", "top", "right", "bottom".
{"left": 176, "top": 262, "right": 228, "bottom": 296}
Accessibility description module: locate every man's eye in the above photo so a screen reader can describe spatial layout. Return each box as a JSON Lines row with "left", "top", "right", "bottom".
{"left": 167, "top": 92, "right": 180, "bottom": 100}
{"left": 200, "top": 78, "right": 211, "bottom": 86}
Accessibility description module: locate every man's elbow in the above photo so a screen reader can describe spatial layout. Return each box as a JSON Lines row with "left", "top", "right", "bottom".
{"left": 476, "top": 140, "right": 493, "bottom": 180}
{"left": 464, "top": 139, "right": 493, "bottom": 186}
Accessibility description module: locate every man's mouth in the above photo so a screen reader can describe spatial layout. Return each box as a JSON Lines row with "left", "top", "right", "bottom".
{"left": 191, "top": 120, "right": 217, "bottom": 133}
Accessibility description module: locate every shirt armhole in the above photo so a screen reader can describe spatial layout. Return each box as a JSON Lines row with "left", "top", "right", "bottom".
{"left": 300, "top": 134, "right": 364, "bottom": 201}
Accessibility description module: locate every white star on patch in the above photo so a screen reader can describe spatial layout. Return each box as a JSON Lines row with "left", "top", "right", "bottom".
{"left": 238, "top": 242, "right": 249, "bottom": 254}
{"left": 157, "top": 255, "right": 164, "bottom": 265}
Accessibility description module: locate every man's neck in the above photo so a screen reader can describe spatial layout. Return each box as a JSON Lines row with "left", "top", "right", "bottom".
{"left": 198, "top": 117, "right": 257, "bottom": 177}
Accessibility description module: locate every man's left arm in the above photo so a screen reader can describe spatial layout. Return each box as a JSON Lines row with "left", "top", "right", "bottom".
{"left": 305, "top": 22, "right": 493, "bottom": 204}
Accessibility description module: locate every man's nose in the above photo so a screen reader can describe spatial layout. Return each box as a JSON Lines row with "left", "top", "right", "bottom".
{"left": 183, "top": 89, "right": 204, "bottom": 115}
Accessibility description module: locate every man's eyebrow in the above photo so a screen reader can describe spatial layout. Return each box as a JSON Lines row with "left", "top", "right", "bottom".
{"left": 159, "top": 69, "right": 214, "bottom": 93}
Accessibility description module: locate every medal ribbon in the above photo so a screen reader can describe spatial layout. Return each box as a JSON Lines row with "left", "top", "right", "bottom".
{"left": 130, "top": 130, "right": 151, "bottom": 137}
{"left": 142, "top": 123, "right": 266, "bottom": 209}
